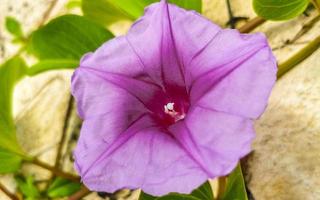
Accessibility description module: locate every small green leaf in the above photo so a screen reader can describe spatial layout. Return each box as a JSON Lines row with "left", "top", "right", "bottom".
{"left": 0, "top": 57, "right": 27, "bottom": 158}
{"left": 29, "top": 14, "right": 114, "bottom": 60}
{"left": 253, "top": 0, "right": 309, "bottom": 21}
{"left": 82, "top": 0, "right": 201, "bottom": 26}
{"left": 139, "top": 181, "right": 213, "bottom": 200}
{"left": 16, "top": 175, "right": 40, "bottom": 199}
{"left": 5, "top": 16, "right": 23, "bottom": 38}
{"left": 27, "top": 59, "right": 79, "bottom": 76}
{"left": 222, "top": 164, "right": 248, "bottom": 200}
{"left": 47, "top": 177, "right": 81, "bottom": 198}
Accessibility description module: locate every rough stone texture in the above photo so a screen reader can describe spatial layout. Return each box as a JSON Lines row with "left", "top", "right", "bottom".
{"left": 16, "top": 72, "right": 72, "bottom": 176}
{"left": 203, "top": 0, "right": 256, "bottom": 27}
{"left": 0, "top": 0, "right": 48, "bottom": 59}
{"left": 248, "top": 48, "right": 320, "bottom": 200}
{"left": 0, "top": 0, "right": 320, "bottom": 200}
{"left": 246, "top": 16, "right": 320, "bottom": 200}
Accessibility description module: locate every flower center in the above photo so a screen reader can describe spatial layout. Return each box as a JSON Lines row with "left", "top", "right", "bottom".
{"left": 148, "top": 86, "right": 189, "bottom": 127}
{"left": 163, "top": 102, "right": 186, "bottom": 123}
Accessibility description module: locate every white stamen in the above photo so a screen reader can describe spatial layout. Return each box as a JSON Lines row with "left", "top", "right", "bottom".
{"left": 164, "top": 102, "right": 175, "bottom": 113}
{"left": 164, "top": 102, "right": 185, "bottom": 122}
{"left": 166, "top": 102, "right": 174, "bottom": 110}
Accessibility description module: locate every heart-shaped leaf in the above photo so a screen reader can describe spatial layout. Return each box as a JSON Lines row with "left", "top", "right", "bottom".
{"left": 0, "top": 147, "right": 22, "bottom": 173}
{"left": 82, "top": 0, "right": 202, "bottom": 26}
{"left": 27, "top": 59, "right": 79, "bottom": 76}
{"left": 139, "top": 181, "right": 213, "bottom": 200}
{"left": 29, "top": 14, "right": 114, "bottom": 60}
{"left": 253, "top": 0, "right": 309, "bottom": 21}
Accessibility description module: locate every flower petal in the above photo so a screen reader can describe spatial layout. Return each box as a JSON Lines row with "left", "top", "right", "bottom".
{"left": 127, "top": 1, "right": 187, "bottom": 88}
{"left": 169, "top": 106, "right": 255, "bottom": 177}
{"left": 163, "top": 3, "right": 221, "bottom": 89}
{"left": 95, "top": 71, "right": 165, "bottom": 114}
{"left": 187, "top": 29, "right": 268, "bottom": 80}
{"left": 165, "top": 4, "right": 221, "bottom": 65}
{"left": 72, "top": 68, "right": 208, "bottom": 195}
{"left": 188, "top": 30, "right": 269, "bottom": 102}
{"left": 71, "top": 67, "right": 146, "bottom": 121}
{"left": 79, "top": 36, "right": 145, "bottom": 78}
{"left": 71, "top": 68, "right": 152, "bottom": 175}
{"left": 191, "top": 47, "right": 277, "bottom": 119}
{"left": 71, "top": 66, "right": 161, "bottom": 174}
{"left": 76, "top": 115, "right": 207, "bottom": 196}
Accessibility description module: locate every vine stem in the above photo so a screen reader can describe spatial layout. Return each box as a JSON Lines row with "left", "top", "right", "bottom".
{"left": 216, "top": 176, "right": 227, "bottom": 200}
{"left": 277, "top": 35, "right": 320, "bottom": 78}
{"left": 226, "top": 0, "right": 235, "bottom": 28}
{"left": 29, "top": 158, "right": 80, "bottom": 182}
{"left": 54, "top": 96, "right": 74, "bottom": 169}
{"left": 273, "top": 14, "right": 320, "bottom": 51}
{"left": 310, "top": 0, "right": 320, "bottom": 13}
{"left": 0, "top": 182, "right": 20, "bottom": 200}
{"left": 239, "top": 16, "right": 266, "bottom": 33}
{"left": 39, "top": 0, "right": 58, "bottom": 26}
{"left": 68, "top": 186, "right": 90, "bottom": 200}
{"left": 289, "top": 15, "right": 320, "bottom": 44}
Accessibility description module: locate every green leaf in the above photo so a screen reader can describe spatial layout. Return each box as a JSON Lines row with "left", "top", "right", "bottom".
{"left": 66, "top": 0, "right": 82, "bottom": 10}
{"left": 47, "top": 177, "right": 81, "bottom": 198}
{"left": 168, "top": 0, "right": 202, "bottom": 13}
{"left": 0, "top": 147, "right": 22, "bottom": 173}
{"left": 0, "top": 57, "right": 27, "bottom": 173}
{"left": 139, "top": 181, "right": 213, "bottom": 200}
{"left": 82, "top": 0, "right": 202, "bottom": 26}
{"left": 139, "top": 192, "right": 157, "bottom": 200}
{"left": 253, "top": 0, "right": 309, "bottom": 21}
{"left": 222, "top": 164, "right": 248, "bottom": 200}
{"left": 82, "top": 0, "right": 137, "bottom": 26}
{"left": 16, "top": 175, "right": 40, "bottom": 199}
{"left": 5, "top": 16, "right": 23, "bottom": 38}
{"left": 0, "top": 57, "right": 27, "bottom": 158}
{"left": 157, "top": 194, "right": 200, "bottom": 200}
{"left": 27, "top": 59, "right": 79, "bottom": 76}
{"left": 191, "top": 181, "right": 213, "bottom": 200}
{"left": 29, "top": 14, "right": 114, "bottom": 60}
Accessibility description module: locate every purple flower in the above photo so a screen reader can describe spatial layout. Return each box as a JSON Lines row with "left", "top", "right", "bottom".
{"left": 71, "top": 0, "right": 277, "bottom": 196}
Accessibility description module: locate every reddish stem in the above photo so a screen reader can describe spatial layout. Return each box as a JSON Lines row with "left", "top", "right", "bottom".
{"left": 239, "top": 16, "right": 266, "bottom": 33}
{"left": 0, "top": 182, "right": 20, "bottom": 200}
{"left": 68, "top": 186, "right": 91, "bottom": 200}
{"left": 30, "top": 159, "right": 80, "bottom": 182}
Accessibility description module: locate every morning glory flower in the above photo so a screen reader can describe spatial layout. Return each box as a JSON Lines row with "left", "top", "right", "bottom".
{"left": 71, "top": 0, "right": 277, "bottom": 196}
